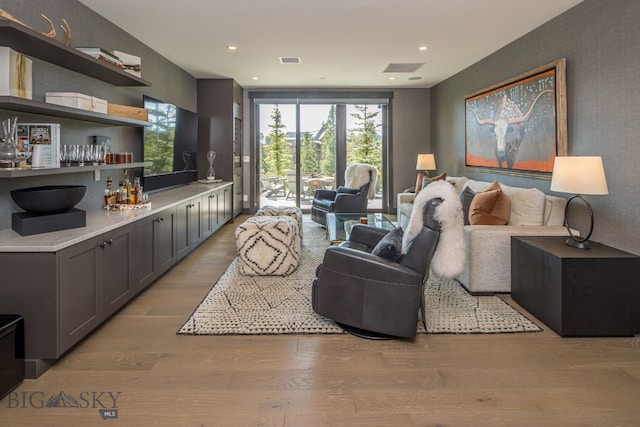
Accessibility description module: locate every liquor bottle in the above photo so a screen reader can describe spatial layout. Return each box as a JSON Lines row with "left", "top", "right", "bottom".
{"left": 118, "top": 180, "right": 128, "bottom": 204}
{"left": 130, "top": 177, "right": 140, "bottom": 205}
{"left": 122, "top": 171, "right": 131, "bottom": 204}
{"left": 104, "top": 177, "right": 115, "bottom": 209}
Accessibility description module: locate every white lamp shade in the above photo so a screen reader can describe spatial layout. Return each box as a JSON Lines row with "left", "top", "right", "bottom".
{"left": 416, "top": 154, "right": 436, "bottom": 171}
{"left": 550, "top": 156, "right": 609, "bottom": 195}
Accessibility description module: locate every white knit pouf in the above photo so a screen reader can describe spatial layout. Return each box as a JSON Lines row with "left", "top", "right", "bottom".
{"left": 255, "top": 205, "right": 304, "bottom": 238}
{"left": 235, "top": 216, "right": 301, "bottom": 276}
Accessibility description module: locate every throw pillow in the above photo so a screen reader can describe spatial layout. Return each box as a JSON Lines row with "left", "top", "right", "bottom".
{"left": 371, "top": 227, "right": 404, "bottom": 261}
{"left": 459, "top": 186, "right": 476, "bottom": 226}
{"left": 469, "top": 181, "right": 511, "bottom": 225}
{"left": 420, "top": 172, "right": 447, "bottom": 191}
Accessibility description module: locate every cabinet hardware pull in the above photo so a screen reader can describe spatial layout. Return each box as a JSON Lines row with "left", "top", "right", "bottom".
{"left": 107, "top": 239, "right": 113, "bottom": 245}
{"left": 160, "top": 217, "right": 165, "bottom": 221}
{"left": 99, "top": 242, "right": 106, "bottom": 248}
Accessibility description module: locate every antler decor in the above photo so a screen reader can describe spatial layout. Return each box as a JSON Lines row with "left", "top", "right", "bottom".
{"left": 60, "top": 18, "right": 71, "bottom": 46}
{"left": 0, "top": 8, "right": 71, "bottom": 43}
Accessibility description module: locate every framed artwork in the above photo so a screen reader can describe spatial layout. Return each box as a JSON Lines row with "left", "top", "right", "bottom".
{"left": 465, "top": 59, "right": 567, "bottom": 176}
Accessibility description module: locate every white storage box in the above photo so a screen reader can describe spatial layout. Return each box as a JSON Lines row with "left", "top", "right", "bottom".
{"left": 45, "top": 92, "right": 108, "bottom": 114}
{"left": 0, "top": 47, "right": 33, "bottom": 99}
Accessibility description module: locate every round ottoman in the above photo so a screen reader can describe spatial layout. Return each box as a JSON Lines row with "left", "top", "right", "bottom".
{"left": 255, "top": 205, "right": 304, "bottom": 237}
{"left": 235, "top": 216, "right": 301, "bottom": 276}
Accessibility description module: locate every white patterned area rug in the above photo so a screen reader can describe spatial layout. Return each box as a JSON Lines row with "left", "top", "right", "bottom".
{"left": 178, "top": 217, "right": 541, "bottom": 336}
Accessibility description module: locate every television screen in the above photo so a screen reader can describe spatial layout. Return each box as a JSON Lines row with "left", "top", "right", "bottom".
{"left": 143, "top": 96, "right": 198, "bottom": 191}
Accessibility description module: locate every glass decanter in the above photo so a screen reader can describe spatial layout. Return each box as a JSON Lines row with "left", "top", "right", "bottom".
{"left": 206, "top": 150, "right": 216, "bottom": 179}
{"left": 0, "top": 117, "right": 19, "bottom": 168}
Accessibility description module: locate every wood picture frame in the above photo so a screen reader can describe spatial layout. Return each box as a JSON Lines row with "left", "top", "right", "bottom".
{"left": 465, "top": 59, "right": 567, "bottom": 177}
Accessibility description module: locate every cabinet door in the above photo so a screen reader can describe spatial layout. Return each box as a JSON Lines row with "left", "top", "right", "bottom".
{"left": 134, "top": 215, "right": 157, "bottom": 290}
{"left": 156, "top": 207, "right": 177, "bottom": 274}
{"left": 202, "top": 190, "right": 219, "bottom": 238}
{"left": 58, "top": 237, "right": 102, "bottom": 354}
{"left": 102, "top": 225, "right": 135, "bottom": 317}
{"left": 223, "top": 186, "right": 233, "bottom": 223}
{"left": 177, "top": 198, "right": 202, "bottom": 260}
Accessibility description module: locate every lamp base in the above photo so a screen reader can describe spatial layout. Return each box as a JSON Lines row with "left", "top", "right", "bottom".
{"left": 565, "top": 237, "right": 591, "bottom": 250}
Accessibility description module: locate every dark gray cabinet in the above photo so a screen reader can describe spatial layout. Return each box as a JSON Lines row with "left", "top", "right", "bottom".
{"left": 0, "top": 183, "right": 232, "bottom": 378}
{"left": 176, "top": 197, "right": 203, "bottom": 260}
{"left": 197, "top": 79, "right": 243, "bottom": 217}
{"left": 134, "top": 207, "right": 177, "bottom": 290}
{"left": 58, "top": 225, "right": 134, "bottom": 353}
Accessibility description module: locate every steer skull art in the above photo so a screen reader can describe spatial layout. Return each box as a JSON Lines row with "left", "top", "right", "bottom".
{"left": 467, "top": 89, "right": 553, "bottom": 169}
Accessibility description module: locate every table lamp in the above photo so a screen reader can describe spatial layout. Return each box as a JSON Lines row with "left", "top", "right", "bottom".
{"left": 550, "top": 156, "right": 608, "bottom": 249}
{"left": 415, "top": 154, "right": 436, "bottom": 191}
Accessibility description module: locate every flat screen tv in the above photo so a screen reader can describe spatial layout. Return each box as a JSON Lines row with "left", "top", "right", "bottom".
{"left": 143, "top": 96, "right": 198, "bottom": 191}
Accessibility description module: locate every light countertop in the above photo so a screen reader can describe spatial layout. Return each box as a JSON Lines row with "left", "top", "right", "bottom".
{"left": 0, "top": 181, "right": 232, "bottom": 252}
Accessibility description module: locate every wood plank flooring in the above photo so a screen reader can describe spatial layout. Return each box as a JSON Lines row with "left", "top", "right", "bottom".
{"left": 1, "top": 215, "right": 639, "bottom": 426}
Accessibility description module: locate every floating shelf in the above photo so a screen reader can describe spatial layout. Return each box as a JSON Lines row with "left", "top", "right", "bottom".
{"left": 0, "top": 162, "right": 152, "bottom": 178}
{"left": 0, "top": 20, "right": 150, "bottom": 87}
{"left": 0, "top": 96, "right": 149, "bottom": 126}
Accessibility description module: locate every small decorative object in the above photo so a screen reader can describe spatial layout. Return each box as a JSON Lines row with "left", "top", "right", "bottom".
{"left": 550, "top": 156, "right": 609, "bottom": 249}
{"left": 206, "top": 150, "right": 217, "bottom": 180}
{"left": 0, "top": 8, "right": 70, "bottom": 43}
{"left": 0, "top": 47, "right": 33, "bottom": 99}
{"left": 182, "top": 150, "right": 192, "bottom": 170}
{"left": 0, "top": 116, "right": 19, "bottom": 168}
{"left": 60, "top": 18, "right": 71, "bottom": 46}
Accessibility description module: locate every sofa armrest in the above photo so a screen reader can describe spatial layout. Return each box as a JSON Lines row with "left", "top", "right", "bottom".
{"left": 397, "top": 192, "right": 416, "bottom": 206}
{"left": 458, "top": 225, "right": 572, "bottom": 294}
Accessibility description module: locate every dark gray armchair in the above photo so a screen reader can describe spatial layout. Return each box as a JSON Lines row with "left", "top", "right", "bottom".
{"left": 311, "top": 164, "right": 378, "bottom": 226}
{"left": 312, "top": 198, "right": 443, "bottom": 338}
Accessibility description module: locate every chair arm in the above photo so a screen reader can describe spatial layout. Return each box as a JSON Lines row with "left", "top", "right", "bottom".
{"left": 397, "top": 192, "right": 416, "bottom": 205}
{"left": 314, "top": 189, "right": 336, "bottom": 200}
{"left": 321, "top": 246, "right": 421, "bottom": 284}
{"left": 348, "top": 225, "right": 389, "bottom": 249}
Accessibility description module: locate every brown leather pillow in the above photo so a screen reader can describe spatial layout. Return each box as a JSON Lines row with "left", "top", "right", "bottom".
{"left": 419, "top": 172, "right": 447, "bottom": 191}
{"left": 468, "top": 181, "right": 511, "bottom": 225}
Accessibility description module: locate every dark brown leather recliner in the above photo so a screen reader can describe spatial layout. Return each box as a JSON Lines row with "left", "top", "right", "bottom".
{"left": 312, "top": 198, "right": 442, "bottom": 338}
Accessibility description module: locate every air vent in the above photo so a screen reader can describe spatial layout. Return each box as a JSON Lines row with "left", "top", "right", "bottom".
{"left": 383, "top": 63, "right": 425, "bottom": 73}
{"left": 279, "top": 56, "right": 301, "bottom": 64}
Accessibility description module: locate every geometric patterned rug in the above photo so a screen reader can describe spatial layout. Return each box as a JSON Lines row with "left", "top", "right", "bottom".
{"left": 177, "top": 217, "right": 541, "bottom": 336}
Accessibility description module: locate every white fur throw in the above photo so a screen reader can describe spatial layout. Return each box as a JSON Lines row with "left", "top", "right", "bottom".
{"left": 345, "top": 163, "right": 378, "bottom": 200}
{"left": 402, "top": 180, "right": 465, "bottom": 279}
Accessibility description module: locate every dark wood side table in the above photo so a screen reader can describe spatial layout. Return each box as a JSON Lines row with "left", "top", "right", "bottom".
{"left": 511, "top": 236, "right": 640, "bottom": 337}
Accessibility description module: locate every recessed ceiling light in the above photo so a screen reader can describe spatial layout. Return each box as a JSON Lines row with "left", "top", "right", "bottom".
{"left": 389, "top": 77, "right": 396, "bottom": 81}
{"left": 252, "top": 76, "right": 259, "bottom": 81}
{"left": 408, "top": 76, "right": 423, "bottom": 81}
{"left": 227, "top": 45, "right": 237, "bottom": 51}
{"left": 419, "top": 46, "right": 428, "bottom": 51}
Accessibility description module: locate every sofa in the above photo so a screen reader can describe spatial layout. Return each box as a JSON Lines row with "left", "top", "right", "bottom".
{"left": 397, "top": 176, "right": 571, "bottom": 294}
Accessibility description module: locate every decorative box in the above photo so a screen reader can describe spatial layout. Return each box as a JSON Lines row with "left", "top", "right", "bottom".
{"left": 107, "top": 103, "right": 148, "bottom": 121}
{"left": 45, "top": 92, "right": 108, "bottom": 114}
{"left": 0, "top": 47, "right": 33, "bottom": 99}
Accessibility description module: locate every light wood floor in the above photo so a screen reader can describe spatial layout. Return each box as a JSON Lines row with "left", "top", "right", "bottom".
{"left": 1, "top": 216, "right": 640, "bottom": 426}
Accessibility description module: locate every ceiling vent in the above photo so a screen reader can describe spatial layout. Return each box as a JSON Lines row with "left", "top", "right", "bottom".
{"left": 279, "top": 56, "right": 301, "bottom": 64}
{"left": 383, "top": 63, "right": 425, "bottom": 73}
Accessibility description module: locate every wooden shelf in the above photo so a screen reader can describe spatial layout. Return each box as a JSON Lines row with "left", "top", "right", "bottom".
{"left": 0, "top": 20, "right": 150, "bottom": 87}
{"left": 0, "top": 162, "right": 151, "bottom": 178}
{"left": 0, "top": 96, "right": 149, "bottom": 126}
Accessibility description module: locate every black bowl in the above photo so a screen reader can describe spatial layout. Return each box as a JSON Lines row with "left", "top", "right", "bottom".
{"left": 11, "top": 185, "right": 87, "bottom": 214}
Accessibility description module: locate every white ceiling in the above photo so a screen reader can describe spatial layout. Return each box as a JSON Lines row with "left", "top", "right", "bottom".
{"left": 78, "top": 0, "right": 583, "bottom": 89}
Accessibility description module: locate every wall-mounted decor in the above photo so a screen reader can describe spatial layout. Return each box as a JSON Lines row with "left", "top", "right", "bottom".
{"left": 465, "top": 59, "right": 567, "bottom": 176}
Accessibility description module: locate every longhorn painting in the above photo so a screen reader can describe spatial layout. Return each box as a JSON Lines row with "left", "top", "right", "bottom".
{"left": 465, "top": 60, "right": 567, "bottom": 174}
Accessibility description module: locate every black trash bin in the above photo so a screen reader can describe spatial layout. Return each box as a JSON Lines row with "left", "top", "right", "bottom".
{"left": 0, "top": 315, "right": 24, "bottom": 400}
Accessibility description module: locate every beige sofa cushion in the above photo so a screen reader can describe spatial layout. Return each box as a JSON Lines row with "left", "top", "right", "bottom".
{"left": 502, "top": 186, "right": 546, "bottom": 226}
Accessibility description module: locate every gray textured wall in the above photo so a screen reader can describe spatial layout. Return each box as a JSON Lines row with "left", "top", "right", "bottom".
{"left": 0, "top": 0, "right": 197, "bottom": 230}
{"left": 431, "top": 0, "right": 640, "bottom": 255}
